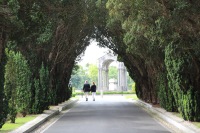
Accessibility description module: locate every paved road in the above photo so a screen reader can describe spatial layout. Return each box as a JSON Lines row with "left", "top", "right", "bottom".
{"left": 42, "top": 95, "right": 171, "bottom": 133}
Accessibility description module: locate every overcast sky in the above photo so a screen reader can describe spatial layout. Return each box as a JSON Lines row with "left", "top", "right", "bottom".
{"left": 78, "top": 41, "right": 109, "bottom": 66}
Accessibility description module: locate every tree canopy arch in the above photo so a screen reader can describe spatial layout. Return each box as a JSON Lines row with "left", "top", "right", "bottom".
{"left": 1, "top": 0, "right": 200, "bottom": 127}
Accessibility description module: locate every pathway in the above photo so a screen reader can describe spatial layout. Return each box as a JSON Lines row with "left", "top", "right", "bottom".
{"left": 41, "top": 95, "right": 171, "bottom": 133}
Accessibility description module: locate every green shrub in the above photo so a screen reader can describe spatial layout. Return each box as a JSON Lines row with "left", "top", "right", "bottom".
{"left": 4, "top": 50, "right": 32, "bottom": 122}
{"left": 32, "top": 79, "right": 43, "bottom": 114}
{"left": 131, "top": 83, "right": 136, "bottom": 93}
{"left": 32, "top": 63, "right": 50, "bottom": 114}
{"left": 8, "top": 107, "right": 17, "bottom": 123}
{"left": 39, "top": 63, "right": 49, "bottom": 110}
{"left": 165, "top": 44, "right": 200, "bottom": 121}
{"left": 157, "top": 72, "right": 177, "bottom": 112}
{"left": 72, "top": 87, "right": 76, "bottom": 97}
{"left": 15, "top": 52, "right": 32, "bottom": 116}
{"left": 4, "top": 50, "right": 17, "bottom": 123}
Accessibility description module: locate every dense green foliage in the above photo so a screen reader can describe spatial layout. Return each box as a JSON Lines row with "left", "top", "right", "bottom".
{"left": 71, "top": 64, "right": 99, "bottom": 90}
{"left": 14, "top": 52, "right": 32, "bottom": 117}
{"left": 0, "top": 48, "right": 8, "bottom": 128}
{"left": 165, "top": 45, "right": 200, "bottom": 121}
{"left": 105, "top": 0, "right": 200, "bottom": 121}
{"left": 71, "top": 64, "right": 134, "bottom": 90}
{"left": 0, "top": 1, "right": 9, "bottom": 127}
{"left": 157, "top": 72, "right": 176, "bottom": 112}
{"left": 31, "top": 63, "right": 49, "bottom": 114}
{"left": 108, "top": 66, "right": 117, "bottom": 80}
{"left": 4, "top": 50, "right": 17, "bottom": 123}
{"left": 4, "top": 50, "right": 32, "bottom": 122}
{"left": 71, "top": 65, "right": 89, "bottom": 90}
{"left": 88, "top": 64, "right": 98, "bottom": 83}
{"left": 1, "top": 0, "right": 200, "bottom": 128}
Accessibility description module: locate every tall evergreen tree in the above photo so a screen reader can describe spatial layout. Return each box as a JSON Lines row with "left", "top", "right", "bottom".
{"left": 4, "top": 50, "right": 32, "bottom": 122}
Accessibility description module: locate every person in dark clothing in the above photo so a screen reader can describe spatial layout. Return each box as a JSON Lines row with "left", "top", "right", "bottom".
{"left": 83, "top": 80, "right": 90, "bottom": 101}
{"left": 90, "top": 82, "right": 96, "bottom": 101}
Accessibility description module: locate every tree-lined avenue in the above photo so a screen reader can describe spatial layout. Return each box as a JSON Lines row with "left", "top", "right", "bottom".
{"left": 43, "top": 96, "right": 170, "bottom": 133}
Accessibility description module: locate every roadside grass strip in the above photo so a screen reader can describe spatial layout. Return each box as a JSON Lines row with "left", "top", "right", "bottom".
{"left": 125, "top": 94, "right": 138, "bottom": 100}
{"left": 0, "top": 115, "right": 38, "bottom": 133}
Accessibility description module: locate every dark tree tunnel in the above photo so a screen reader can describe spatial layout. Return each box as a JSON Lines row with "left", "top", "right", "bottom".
{"left": 1, "top": 0, "right": 200, "bottom": 127}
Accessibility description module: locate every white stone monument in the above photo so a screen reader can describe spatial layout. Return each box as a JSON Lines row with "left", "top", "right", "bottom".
{"left": 97, "top": 53, "right": 127, "bottom": 96}
{"left": 109, "top": 79, "right": 117, "bottom": 91}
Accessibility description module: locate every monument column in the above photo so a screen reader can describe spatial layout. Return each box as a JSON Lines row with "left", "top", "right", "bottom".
{"left": 102, "top": 69, "right": 105, "bottom": 90}
{"left": 98, "top": 68, "right": 101, "bottom": 90}
{"left": 124, "top": 68, "right": 127, "bottom": 90}
{"left": 117, "top": 62, "right": 121, "bottom": 91}
{"left": 105, "top": 68, "right": 109, "bottom": 91}
{"left": 120, "top": 64, "right": 124, "bottom": 91}
{"left": 98, "top": 53, "right": 128, "bottom": 93}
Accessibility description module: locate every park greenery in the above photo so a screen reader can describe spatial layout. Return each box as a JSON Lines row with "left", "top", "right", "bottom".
{"left": 71, "top": 64, "right": 134, "bottom": 90}
{"left": 0, "top": 0, "right": 200, "bottom": 129}
{"left": 1, "top": 115, "right": 37, "bottom": 132}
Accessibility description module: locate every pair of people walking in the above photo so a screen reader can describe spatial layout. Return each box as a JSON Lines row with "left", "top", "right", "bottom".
{"left": 83, "top": 80, "right": 96, "bottom": 101}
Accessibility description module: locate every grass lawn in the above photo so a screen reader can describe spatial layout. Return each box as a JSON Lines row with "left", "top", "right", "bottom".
{"left": 75, "top": 90, "right": 135, "bottom": 96}
{"left": 193, "top": 122, "right": 200, "bottom": 128}
{"left": 0, "top": 115, "right": 38, "bottom": 133}
{"left": 124, "top": 94, "right": 138, "bottom": 100}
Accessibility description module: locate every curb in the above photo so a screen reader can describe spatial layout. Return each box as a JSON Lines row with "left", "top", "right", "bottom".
{"left": 135, "top": 100, "right": 199, "bottom": 133}
{"left": 10, "top": 99, "right": 78, "bottom": 133}
{"left": 59, "top": 99, "right": 78, "bottom": 111}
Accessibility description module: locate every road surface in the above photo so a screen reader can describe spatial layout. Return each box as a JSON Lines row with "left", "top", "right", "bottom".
{"left": 42, "top": 95, "right": 171, "bottom": 133}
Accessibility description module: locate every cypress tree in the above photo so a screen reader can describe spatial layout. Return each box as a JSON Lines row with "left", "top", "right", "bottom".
{"left": 32, "top": 63, "right": 50, "bottom": 114}
{"left": 4, "top": 50, "right": 17, "bottom": 123}
{"left": 165, "top": 44, "right": 200, "bottom": 121}
{"left": 15, "top": 52, "right": 32, "bottom": 117}
{"left": 0, "top": 49, "right": 8, "bottom": 128}
{"left": 39, "top": 63, "right": 49, "bottom": 110}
